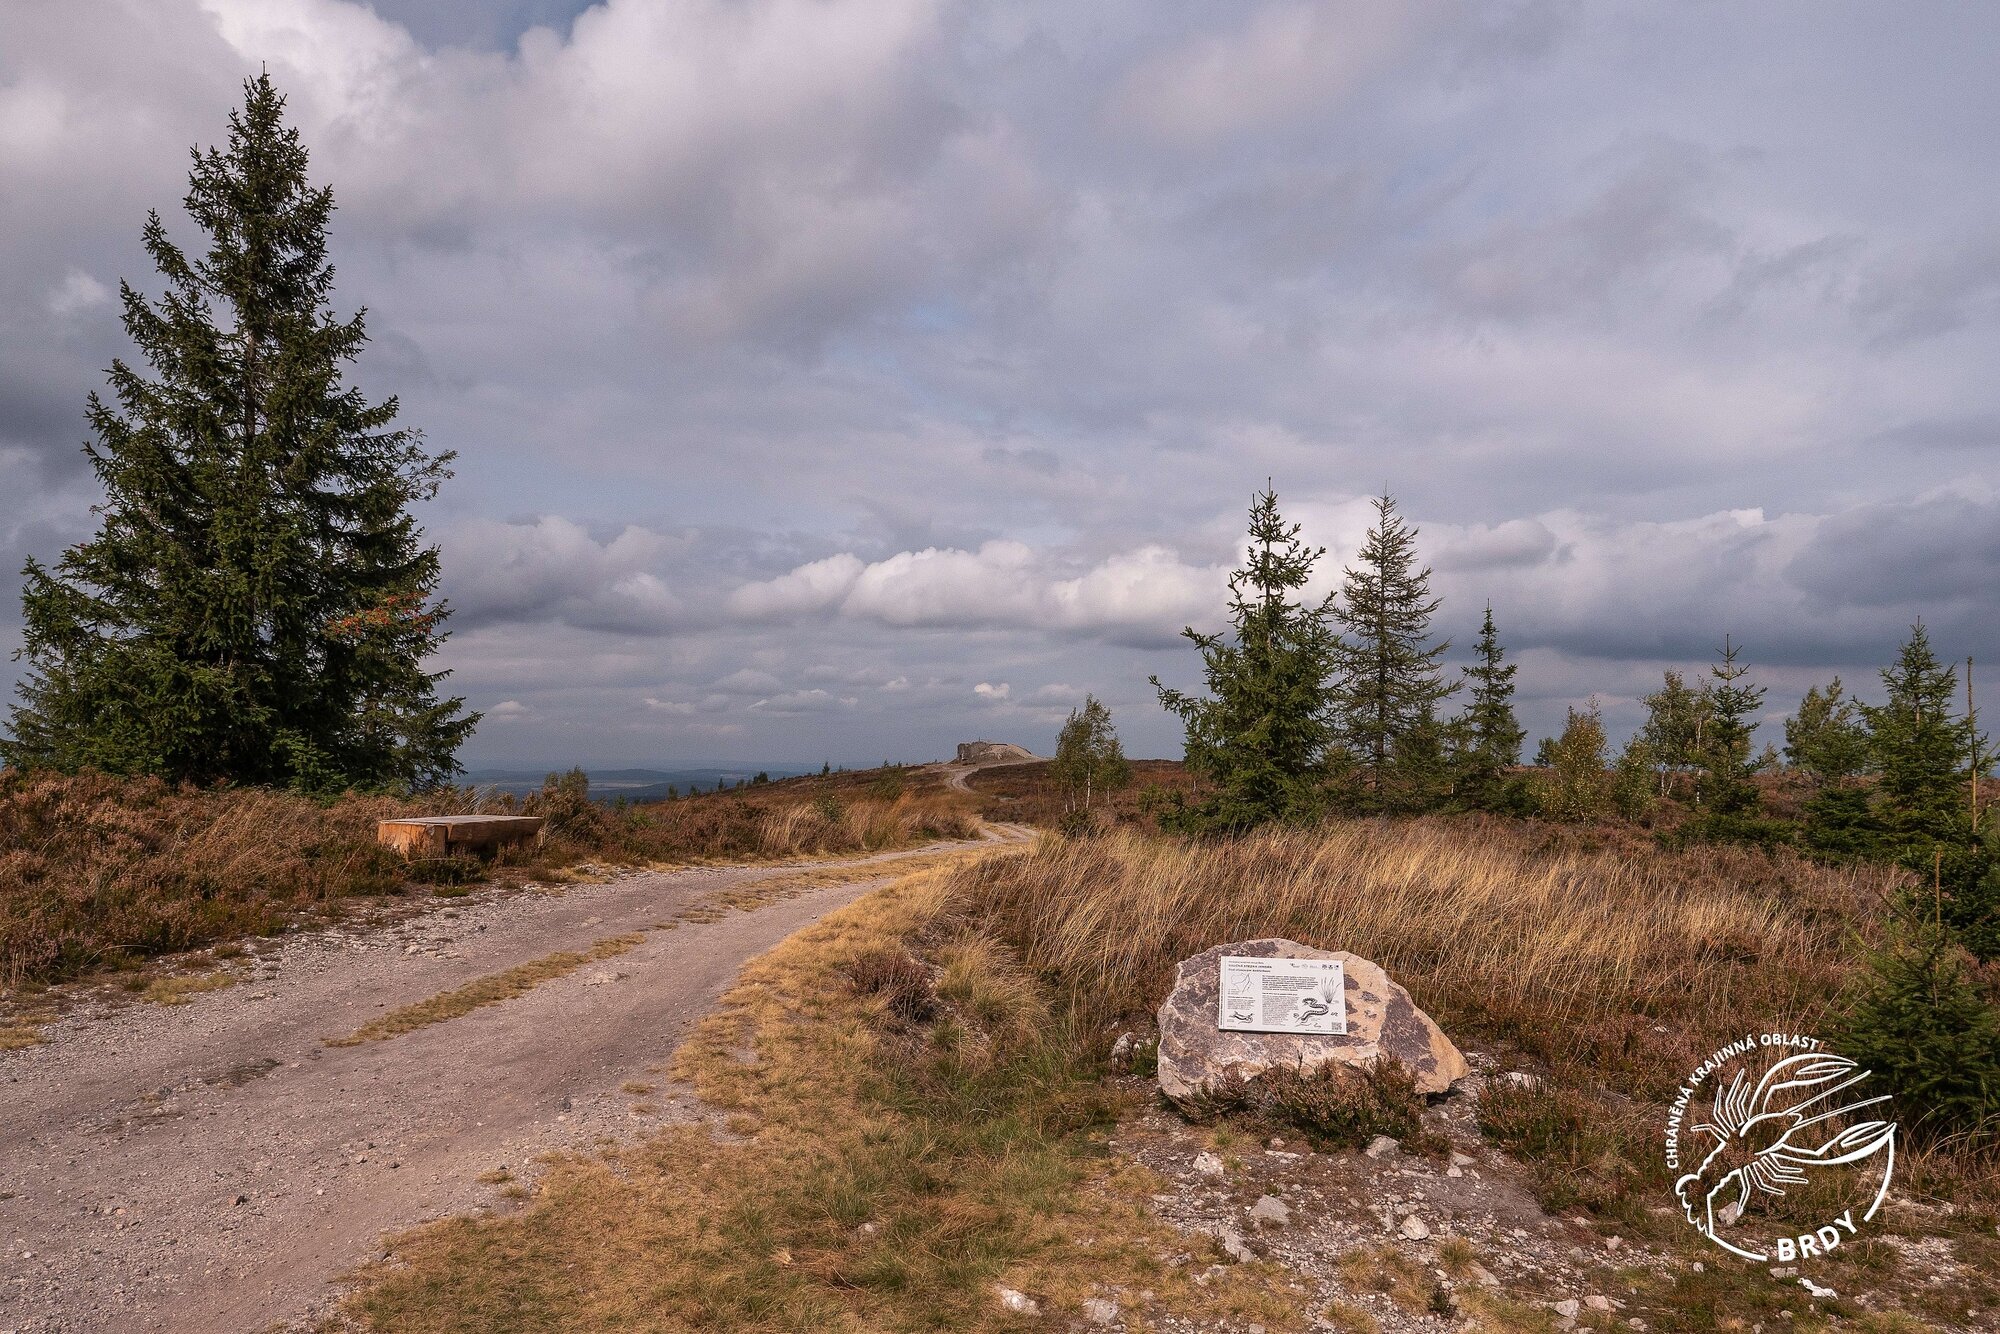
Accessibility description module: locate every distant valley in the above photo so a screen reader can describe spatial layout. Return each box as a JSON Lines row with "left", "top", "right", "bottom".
{"left": 461, "top": 766, "right": 816, "bottom": 803}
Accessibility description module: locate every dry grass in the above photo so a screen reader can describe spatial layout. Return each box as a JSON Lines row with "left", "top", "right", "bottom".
{"left": 139, "top": 969, "right": 241, "bottom": 1006}
{"left": 936, "top": 818, "right": 2000, "bottom": 1234}
{"left": 327, "top": 934, "right": 646, "bottom": 1046}
{"left": 332, "top": 817, "right": 1995, "bottom": 1330}
{"left": 946, "top": 818, "right": 1902, "bottom": 1100}
{"left": 526, "top": 779, "right": 980, "bottom": 869}
{"left": 0, "top": 768, "right": 419, "bottom": 987}
{"left": 0, "top": 1014, "right": 49, "bottom": 1050}
{"left": 0, "top": 766, "right": 980, "bottom": 991}
{"left": 340, "top": 857, "right": 1306, "bottom": 1332}
{"left": 961, "top": 757, "right": 1196, "bottom": 829}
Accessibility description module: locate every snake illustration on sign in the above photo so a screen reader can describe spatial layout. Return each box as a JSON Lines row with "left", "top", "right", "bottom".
{"left": 1216, "top": 956, "right": 1346, "bottom": 1035}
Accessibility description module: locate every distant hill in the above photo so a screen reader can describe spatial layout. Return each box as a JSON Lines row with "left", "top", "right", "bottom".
{"left": 461, "top": 766, "right": 814, "bottom": 803}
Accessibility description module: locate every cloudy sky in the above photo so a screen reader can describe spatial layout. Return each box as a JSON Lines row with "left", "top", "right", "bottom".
{"left": 5, "top": 1, "right": 1997, "bottom": 769}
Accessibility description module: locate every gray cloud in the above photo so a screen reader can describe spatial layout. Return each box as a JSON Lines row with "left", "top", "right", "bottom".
{"left": 5, "top": 0, "right": 1999, "bottom": 767}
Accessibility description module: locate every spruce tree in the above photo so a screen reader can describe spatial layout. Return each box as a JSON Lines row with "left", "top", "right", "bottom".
{"left": 2, "top": 77, "right": 473, "bottom": 790}
{"left": 1695, "top": 637, "right": 1764, "bottom": 816}
{"left": 1835, "top": 921, "right": 2000, "bottom": 1148}
{"left": 1454, "top": 602, "right": 1525, "bottom": 802}
{"left": 1152, "top": 486, "right": 1343, "bottom": 832}
{"left": 1333, "top": 493, "right": 1455, "bottom": 800}
{"left": 1863, "top": 623, "right": 1972, "bottom": 841}
{"left": 1857, "top": 624, "right": 1998, "bottom": 954}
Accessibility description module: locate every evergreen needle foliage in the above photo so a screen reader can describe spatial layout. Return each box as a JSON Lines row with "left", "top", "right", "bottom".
{"left": 1698, "top": 635, "right": 1766, "bottom": 817}
{"left": 3, "top": 77, "right": 474, "bottom": 791}
{"left": 1454, "top": 602, "right": 1527, "bottom": 807}
{"left": 1835, "top": 921, "right": 2000, "bottom": 1149}
{"left": 1152, "top": 486, "right": 1343, "bottom": 832}
{"left": 1863, "top": 622, "right": 1978, "bottom": 842}
{"left": 1334, "top": 492, "right": 1455, "bottom": 802}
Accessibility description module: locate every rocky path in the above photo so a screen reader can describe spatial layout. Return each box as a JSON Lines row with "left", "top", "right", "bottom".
{"left": 0, "top": 836, "right": 1013, "bottom": 1333}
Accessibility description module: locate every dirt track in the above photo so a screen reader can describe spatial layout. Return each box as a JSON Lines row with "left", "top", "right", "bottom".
{"left": 0, "top": 836, "right": 1016, "bottom": 1333}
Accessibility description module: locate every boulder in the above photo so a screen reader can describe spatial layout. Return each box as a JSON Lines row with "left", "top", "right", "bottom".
{"left": 1156, "top": 938, "right": 1468, "bottom": 1107}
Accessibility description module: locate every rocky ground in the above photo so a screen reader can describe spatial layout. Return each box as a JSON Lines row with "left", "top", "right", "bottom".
{"left": 1037, "top": 1050, "right": 1935, "bottom": 1334}
{"left": 1105, "top": 1067, "right": 1672, "bottom": 1332}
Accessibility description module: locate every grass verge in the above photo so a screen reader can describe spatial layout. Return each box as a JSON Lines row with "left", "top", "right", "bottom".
{"left": 339, "top": 859, "right": 1306, "bottom": 1332}
{"left": 327, "top": 935, "right": 646, "bottom": 1047}
{"left": 140, "top": 969, "right": 241, "bottom": 1006}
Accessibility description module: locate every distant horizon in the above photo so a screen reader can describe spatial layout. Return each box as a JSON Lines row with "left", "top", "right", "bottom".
{"left": 8, "top": 3, "right": 1996, "bottom": 775}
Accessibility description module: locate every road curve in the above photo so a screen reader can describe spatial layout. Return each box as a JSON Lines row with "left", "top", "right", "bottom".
{"left": 0, "top": 836, "right": 1015, "bottom": 1332}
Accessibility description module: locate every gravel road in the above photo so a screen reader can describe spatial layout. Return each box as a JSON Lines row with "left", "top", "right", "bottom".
{"left": 0, "top": 838, "right": 1005, "bottom": 1333}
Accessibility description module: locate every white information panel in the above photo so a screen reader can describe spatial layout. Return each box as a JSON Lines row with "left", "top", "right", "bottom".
{"left": 1217, "top": 956, "right": 1346, "bottom": 1035}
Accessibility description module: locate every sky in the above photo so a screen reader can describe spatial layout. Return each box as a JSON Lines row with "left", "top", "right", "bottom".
{"left": 3, "top": 1, "right": 1998, "bottom": 770}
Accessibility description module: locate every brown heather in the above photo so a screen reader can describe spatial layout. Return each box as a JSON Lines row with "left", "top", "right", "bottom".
{"left": 0, "top": 768, "right": 979, "bottom": 990}
{"left": 0, "top": 768, "right": 420, "bottom": 987}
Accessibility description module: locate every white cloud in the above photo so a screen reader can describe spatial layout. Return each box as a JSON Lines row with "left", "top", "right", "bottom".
{"left": 441, "top": 516, "right": 689, "bottom": 633}
{"left": 727, "top": 541, "right": 1226, "bottom": 643}
{"left": 750, "top": 688, "right": 858, "bottom": 715}
{"left": 7, "top": 1, "right": 2000, "bottom": 770}
{"left": 725, "top": 553, "right": 864, "bottom": 620}
{"left": 46, "top": 268, "right": 108, "bottom": 317}
{"left": 973, "top": 681, "right": 1009, "bottom": 700}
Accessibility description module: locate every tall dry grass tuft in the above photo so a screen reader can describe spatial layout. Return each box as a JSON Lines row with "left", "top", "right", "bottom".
{"left": 0, "top": 769, "right": 418, "bottom": 987}
{"left": 946, "top": 817, "right": 1906, "bottom": 1100}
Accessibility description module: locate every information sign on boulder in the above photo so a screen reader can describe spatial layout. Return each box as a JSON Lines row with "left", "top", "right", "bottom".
{"left": 1156, "top": 937, "right": 1468, "bottom": 1109}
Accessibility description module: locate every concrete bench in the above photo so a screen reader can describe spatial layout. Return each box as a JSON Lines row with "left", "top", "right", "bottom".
{"left": 376, "top": 815, "right": 544, "bottom": 859}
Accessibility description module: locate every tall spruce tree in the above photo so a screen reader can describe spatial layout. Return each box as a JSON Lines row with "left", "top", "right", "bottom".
{"left": 1152, "top": 487, "right": 1342, "bottom": 832}
{"left": 2, "top": 76, "right": 473, "bottom": 790}
{"left": 1333, "top": 492, "right": 1454, "bottom": 797}
{"left": 1863, "top": 623, "right": 1973, "bottom": 841}
{"left": 1456, "top": 603, "right": 1525, "bottom": 792}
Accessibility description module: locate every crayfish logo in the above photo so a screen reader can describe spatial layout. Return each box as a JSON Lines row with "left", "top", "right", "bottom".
{"left": 1664, "top": 1035, "right": 1898, "bottom": 1263}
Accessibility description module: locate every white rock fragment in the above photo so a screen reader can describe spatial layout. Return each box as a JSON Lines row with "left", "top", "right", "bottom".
{"left": 1553, "top": 1298, "right": 1581, "bottom": 1317}
{"left": 1399, "top": 1214, "right": 1431, "bottom": 1241}
{"left": 1081, "top": 1296, "right": 1120, "bottom": 1325}
{"left": 994, "top": 1286, "right": 1039, "bottom": 1315}
{"left": 1800, "top": 1277, "right": 1838, "bottom": 1299}
{"left": 1192, "top": 1150, "right": 1225, "bottom": 1179}
{"left": 1364, "top": 1135, "right": 1400, "bottom": 1159}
